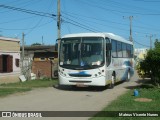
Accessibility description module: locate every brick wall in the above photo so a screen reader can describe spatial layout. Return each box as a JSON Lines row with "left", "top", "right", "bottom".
{"left": 32, "top": 61, "right": 52, "bottom": 78}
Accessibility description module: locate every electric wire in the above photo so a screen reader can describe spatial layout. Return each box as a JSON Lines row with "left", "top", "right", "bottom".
{"left": 134, "top": 40, "right": 150, "bottom": 47}
{"left": 79, "top": 0, "right": 160, "bottom": 16}
{"left": 0, "top": 0, "right": 158, "bottom": 47}
{"left": 62, "top": 19, "right": 98, "bottom": 32}
{"left": 0, "top": 16, "right": 36, "bottom": 24}
{"left": 0, "top": 20, "right": 53, "bottom": 31}
{"left": 25, "top": 0, "right": 55, "bottom": 36}
{"left": 62, "top": 16, "right": 99, "bottom": 32}
{"left": 0, "top": 4, "right": 56, "bottom": 18}
{"left": 0, "top": 0, "right": 39, "bottom": 13}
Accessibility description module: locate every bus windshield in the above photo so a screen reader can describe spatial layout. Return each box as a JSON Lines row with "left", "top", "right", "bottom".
{"left": 59, "top": 37, "right": 104, "bottom": 69}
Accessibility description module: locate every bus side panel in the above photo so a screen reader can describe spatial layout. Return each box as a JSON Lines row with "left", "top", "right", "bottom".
{"left": 109, "top": 58, "right": 134, "bottom": 82}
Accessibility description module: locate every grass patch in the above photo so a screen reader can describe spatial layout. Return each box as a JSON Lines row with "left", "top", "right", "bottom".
{"left": 0, "top": 79, "right": 58, "bottom": 97}
{"left": 90, "top": 82, "right": 160, "bottom": 120}
{"left": 0, "top": 88, "right": 31, "bottom": 97}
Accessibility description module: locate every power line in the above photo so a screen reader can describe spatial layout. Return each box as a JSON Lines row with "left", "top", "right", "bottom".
{"left": 63, "top": 20, "right": 97, "bottom": 32}
{"left": 62, "top": 12, "right": 129, "bottom": 32}
{"left": 78, "top": 0, "right": 160, "bottom": 16}
{"left": 0, "top": 3, "right": 56, "bottom": 35}
{"left": 0, "top": 4, "right": 56, "bottom": 18}
{"left": 0, "top": 0, "right": 40, "bottom": 14}
{"left": 134, "top": 40, "right": 150, "bottom": 47}
{"left": 62, "top": 11, "right": 128, "bottom": 26}
{"left": 62, "top": 11, "right": 160, "bottom": 34}
{"left": 104, "top": 0, "right": 160, "bottom": 14}
{"left": 0, "top": 20, "right": 53, "bottom": 31}
{"left": 25, "top": 17, "right": 44, "bottom": 36}
{"left": 62, "top": 11, "right": 156, "bottom": 36}
{"left": 0, "top": 16, "right": 36, "bottom": 24}
{"left": 25, "top": 0, "right": 56, "bottom": 36}
{"left": 62, "top": 16, "right": 99, "bottom": 32}
{"left": 62, "top": 1, "right": 71, "bottom": 33}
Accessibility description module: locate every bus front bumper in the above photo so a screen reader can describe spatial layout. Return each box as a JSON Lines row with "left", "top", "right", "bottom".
{"left": 58, "top": 74, "right": 106, "bottom": 86}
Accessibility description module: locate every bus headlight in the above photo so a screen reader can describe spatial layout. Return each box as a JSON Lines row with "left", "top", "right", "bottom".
{"left": 98, "top": 72, "right": 101, "bottom": 75}
{"left": 59, "top": 69, "right": 66, "bottom": 76}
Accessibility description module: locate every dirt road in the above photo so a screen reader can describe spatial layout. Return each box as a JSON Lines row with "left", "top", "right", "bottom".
{"left": 0, "top": 72, "right": 143, "bottom": 120}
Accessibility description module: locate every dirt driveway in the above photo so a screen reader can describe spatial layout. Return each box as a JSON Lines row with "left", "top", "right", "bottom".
{"left": 0, "top": 72, "right": 143, "bottom": 120}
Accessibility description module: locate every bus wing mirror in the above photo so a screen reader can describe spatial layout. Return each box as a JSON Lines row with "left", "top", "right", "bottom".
{"left": 55, "top": 43, "right": 58, "bottom": 51}
{"left": 55, "top": 38, "right": 61, "bottom": 51}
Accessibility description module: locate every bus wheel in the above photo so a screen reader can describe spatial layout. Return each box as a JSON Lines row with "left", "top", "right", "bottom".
{"left": 109, "top": 75, "right": 115, "bottom": 89}
{"left": 126, "top": 71, "right": 131, "bottom": 82}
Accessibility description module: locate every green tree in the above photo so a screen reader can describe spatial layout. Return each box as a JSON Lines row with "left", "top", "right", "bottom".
{"left": 140, "top": 39, "right": 160, "bottom": 87}
{"left": 155, "top": 39, "right": 160, "bottom": 49}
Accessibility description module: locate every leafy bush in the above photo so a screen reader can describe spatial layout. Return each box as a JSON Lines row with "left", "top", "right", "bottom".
{"left": 139, "top": 40, "right": 160, "bottom": 87}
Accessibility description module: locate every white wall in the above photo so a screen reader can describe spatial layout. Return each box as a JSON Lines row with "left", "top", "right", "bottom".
{"left": 0, "top": 52, "right": 21, "bottom": 74}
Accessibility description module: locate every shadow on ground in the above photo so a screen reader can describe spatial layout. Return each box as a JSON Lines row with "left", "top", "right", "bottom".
{"left": 53, "top": 84, "right": 109, "bottom": 92}
{"left": 53, "top": 80, "right": 128, "bottom": 92}
{"left": 125, "top": 78, "right": 153, "bottom": 90}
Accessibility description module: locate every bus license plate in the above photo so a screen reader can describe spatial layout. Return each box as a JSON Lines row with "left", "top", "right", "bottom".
{"left": 76, "top": 83, "right": 87, "bottom": 87}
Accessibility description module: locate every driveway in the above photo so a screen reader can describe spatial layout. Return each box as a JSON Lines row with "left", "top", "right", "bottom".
{"left": 0, "top": 72, "right": 143, "bottom": 120}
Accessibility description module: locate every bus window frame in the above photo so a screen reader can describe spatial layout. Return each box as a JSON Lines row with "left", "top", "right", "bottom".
{"left": 105, "top": 38, "right": 111, "bottom": 67}
{"left": 111, "top": 39, "right": 133, "bottom": 58}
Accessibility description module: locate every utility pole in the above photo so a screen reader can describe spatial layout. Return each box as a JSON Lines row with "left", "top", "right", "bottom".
{"left": 42, "top": 36, "right": 44, "bottom": 45}
{"left": 123, "top": 16, "right": 134, "bottom": 42}
{"left": 129, "top": 16, "right": 133, "bottom": 42}
{"left": 146, "top": 34, "right": 155, "bottom": 49}
{"left": 22, "top": 32, "right": 25, "bottom": 74}
{"left": 57, "top": 0, "right": 61, "bottom": 41}
{"left": 56, "top": 0, "right": 61, "bottom": 56}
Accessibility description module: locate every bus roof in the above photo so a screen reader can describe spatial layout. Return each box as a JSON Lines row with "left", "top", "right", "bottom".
{"left": 62, "top": 33, "right": 133, "bottom": 44}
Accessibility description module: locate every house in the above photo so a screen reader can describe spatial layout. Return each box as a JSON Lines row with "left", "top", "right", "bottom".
{"left": 20, "top": 45, "right": 58, "bottom": 79}
{"left": 32, "top": 51, "right": 58, "bottom": 78}
{"left": 0, "top": 36, "right": 20, "bottom": 84}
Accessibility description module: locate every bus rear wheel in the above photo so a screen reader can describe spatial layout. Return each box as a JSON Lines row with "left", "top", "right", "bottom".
{"left": 109, "top": 75, "right": 115, "bottom": 89}
{"left": 126, "top": 71, "right": 131, "bottom": 82}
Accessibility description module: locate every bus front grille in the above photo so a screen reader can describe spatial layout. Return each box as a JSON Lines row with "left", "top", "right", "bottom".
{"left": 69, "top": 74, "right": 91, "bottom": 77}
{"left": 69, "top": 80, "right": 91, "bottom": 83}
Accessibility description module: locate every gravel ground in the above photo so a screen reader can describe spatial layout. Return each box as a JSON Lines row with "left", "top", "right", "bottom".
{"left": 0, "top": 72, "right": 144, "bottom": 120}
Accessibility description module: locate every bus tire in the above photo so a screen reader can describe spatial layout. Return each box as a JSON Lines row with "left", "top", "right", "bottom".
{"left": 109, "top": 73, "right": 115, "bottom": 89}
{"left": 126, "top": 71, "right": 131, "bottom": 82}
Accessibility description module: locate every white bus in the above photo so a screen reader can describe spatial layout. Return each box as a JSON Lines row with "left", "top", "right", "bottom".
{"left": 58, "top": 33, "right": 134, "bottom": 87}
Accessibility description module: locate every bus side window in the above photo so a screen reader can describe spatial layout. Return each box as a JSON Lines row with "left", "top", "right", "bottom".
{"left": 111, "top": 40, "right": 117, "bottom": 57}
{"left": 106, "top": 38, "right": 111, "bottom": 66}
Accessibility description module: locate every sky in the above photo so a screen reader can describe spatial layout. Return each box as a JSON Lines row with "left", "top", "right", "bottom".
{"left": 0, "top": 0, "right": 160, "bottom": 48}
